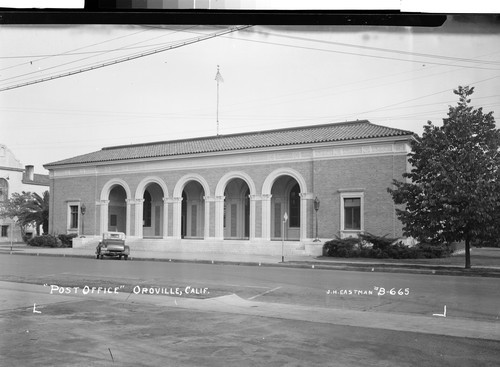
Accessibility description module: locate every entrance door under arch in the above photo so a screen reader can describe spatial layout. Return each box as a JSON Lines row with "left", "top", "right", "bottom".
{"left": 142, "top": 182, "right": 164, "bottom": 238}
{"left": 223, "top": 178, "right": 250, "bottom": 240}
{"left": 270, "top": 176, "right": 301, "bottom": 241}
{"left": 181, "top": 181, "right": 205, "bottom": 239}
{"left": 108, "top": 185, "right": 127, "bottom": 233}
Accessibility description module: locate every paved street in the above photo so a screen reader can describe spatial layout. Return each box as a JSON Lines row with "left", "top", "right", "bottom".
{"left": 1, "top": 253, "right": 499, "bottom": 366}
{"left": 1, "top": 254, "right": 499, "bottom": 321}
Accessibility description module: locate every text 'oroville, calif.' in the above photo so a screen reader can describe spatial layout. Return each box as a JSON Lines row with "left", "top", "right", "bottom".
{"left": 132, "top": 286, "right": 209, "bottom": 296}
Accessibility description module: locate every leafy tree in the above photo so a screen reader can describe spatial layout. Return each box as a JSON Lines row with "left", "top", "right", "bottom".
{"left": 27, "top": 191, "right": 50, "bottom": 235}
{"left": 0, "top": 190, "right": 50, "bottom": 238}
{"left": 388, "top": 86, "right": 500, "bottom": 268}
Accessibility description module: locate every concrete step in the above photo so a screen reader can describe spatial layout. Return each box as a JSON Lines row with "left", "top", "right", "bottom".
{"left": 72, "top": 236, "right": 320, "bottom": 256}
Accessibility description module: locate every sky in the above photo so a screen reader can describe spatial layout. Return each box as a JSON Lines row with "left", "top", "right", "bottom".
{"left": 0, "top": 14, "right": 499, "bottom": 174}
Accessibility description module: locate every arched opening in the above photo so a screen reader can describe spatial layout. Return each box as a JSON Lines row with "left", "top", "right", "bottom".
{"left": 181, "top": 181, "right": 205, "bottom": 239}
{"left": 108, "top": 185, "right": 127, "bottom": 233}
{"left": 142, "top": 182, "right": 164, "bottom": 238}
{"left": 223, "top": 178, "right": 250, "bottom": 240}
{"left": 271, "top": 176, "right": 301, "bottom": 241}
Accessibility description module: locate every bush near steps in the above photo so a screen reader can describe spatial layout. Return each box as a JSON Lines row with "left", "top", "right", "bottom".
{"left": 27, "top": 233, "right": 77, "bottom": 248}
{"left": 323, "top": 233, "right": 452, "bottom": 259}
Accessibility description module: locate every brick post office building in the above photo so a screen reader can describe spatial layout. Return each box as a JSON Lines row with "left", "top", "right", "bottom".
{"left": 44, "top": 120, "right": 414, "bottom": 256}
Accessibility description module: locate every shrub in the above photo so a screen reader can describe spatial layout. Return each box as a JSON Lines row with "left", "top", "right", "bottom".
{"left": 358, "top": 233, "right": 399, "bottom": 251}
{"left": 58, "top": 233, "right": 77, "bottom": 248}
{"left": 323, "top": 233, "right": 451, "bottom": 259}
{"left": 28, "top": 234, "right": 62, "bottom": 248}
{"left": 323, "top": 236, "right": 359, "bottom": 257}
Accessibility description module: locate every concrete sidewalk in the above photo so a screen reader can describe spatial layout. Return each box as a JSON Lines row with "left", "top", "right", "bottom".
{"left": 2, "top": 243, "right": 500, "bottom": 277}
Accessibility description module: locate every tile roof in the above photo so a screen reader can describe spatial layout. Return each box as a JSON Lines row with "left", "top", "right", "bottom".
{"left": 44, "top": 120, "right": 413, "bottom": 167}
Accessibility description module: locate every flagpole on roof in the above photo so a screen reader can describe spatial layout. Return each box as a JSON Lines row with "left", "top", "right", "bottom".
{"left": 215, "top": 65, "right": 224, "bottom": 136}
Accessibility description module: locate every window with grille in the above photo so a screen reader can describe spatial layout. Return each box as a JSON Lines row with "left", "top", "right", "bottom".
{"left": 344, "top": 198, "right": 361, "bottom": 230}
{"left": 69, "top": 205, "right": 79, "bottom": 229}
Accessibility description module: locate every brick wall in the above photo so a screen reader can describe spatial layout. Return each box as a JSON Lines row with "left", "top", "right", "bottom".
{"left": 48, "top": 141, "right": 409, "bottom": 245}
{"left": 313, "top": 153, "right": 407, "bottom": 239}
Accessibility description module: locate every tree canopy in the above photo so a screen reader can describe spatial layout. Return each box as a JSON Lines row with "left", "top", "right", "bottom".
{"left": 0, "top": 190, "right": 49, "bottom": 237}
{"left": 388, "top": 86, "right": 500, "bottom": 268}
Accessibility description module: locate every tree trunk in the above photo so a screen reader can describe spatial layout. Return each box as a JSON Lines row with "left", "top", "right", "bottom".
{"left": 465, "top": 237, "right": 471, "bottom": 269}
{"left": 20, "top": 224, "right": 27, "bottom": 243}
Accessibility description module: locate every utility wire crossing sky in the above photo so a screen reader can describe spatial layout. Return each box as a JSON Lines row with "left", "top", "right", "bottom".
{"left": 0, "top": 16, "right": 499, "bottom": 172}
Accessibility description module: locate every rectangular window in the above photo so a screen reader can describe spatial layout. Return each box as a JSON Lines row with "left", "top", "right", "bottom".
{"left": 69, "top": 205, "right": 79, "bottom": 229}
{"left": 1, "top": 225, "right": 8, "bottom": 237}
{"left": 344, "top": 198, "right": 361, "bottom": 230}
{"left": 339, "top": 191, "right": 364, "bottom": 237}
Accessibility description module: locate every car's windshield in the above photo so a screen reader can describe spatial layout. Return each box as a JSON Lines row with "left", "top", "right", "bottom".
{"left": 104, "top": 233, "right": 124, "bottom": 240}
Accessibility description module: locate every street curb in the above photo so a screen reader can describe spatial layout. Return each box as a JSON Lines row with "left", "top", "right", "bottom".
{"left": 3, "top": 250, "right": 500, "bottom": 278}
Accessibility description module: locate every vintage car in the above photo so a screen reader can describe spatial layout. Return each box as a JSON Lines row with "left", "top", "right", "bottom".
{"left": 96, "top": 232, "right": 130, "bottom": 260}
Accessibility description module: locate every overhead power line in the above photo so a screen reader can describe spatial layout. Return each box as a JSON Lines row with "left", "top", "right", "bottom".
{"left": 0, "top": 26, "right": 200, "bottom": 62}
{"left": 0, "top": 25, "right": 202, "bottom": 84}
{"left": 253, "top": 30, "right": 500, "bottom": 67}
{"left": 0, "top": 25, "right": 253, "bottom": 93}
{"left": 0, "top": 27, "right": 155, "bottom": 73}
{"left": 139, "top": 25, "right": 500, "bottom": 68}
{"left": 225, "top": 32, "right": 500, "bottom": 71}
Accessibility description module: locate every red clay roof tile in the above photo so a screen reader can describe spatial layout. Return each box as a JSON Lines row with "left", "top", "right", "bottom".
{"left": 45, "top": 120, "right": 413, "bottom": 167}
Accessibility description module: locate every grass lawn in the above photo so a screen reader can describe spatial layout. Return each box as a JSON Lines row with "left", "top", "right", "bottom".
{"left": 319, "top": 247, "right": 500, "bottom": 268}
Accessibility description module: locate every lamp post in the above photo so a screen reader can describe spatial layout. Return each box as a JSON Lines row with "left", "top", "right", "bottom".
{"left": 313, "top": 197, "right": 320, "bottom": 242}
{"left": 281, "top": 212, "right": 288, "bottom": 263}
{"left": 80, "top": 203, "right": 86, "bottom": 237}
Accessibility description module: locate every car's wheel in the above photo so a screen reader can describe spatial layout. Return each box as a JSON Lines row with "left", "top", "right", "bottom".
{"left": 100, "top": 254, "right": 104, "bottom": 259}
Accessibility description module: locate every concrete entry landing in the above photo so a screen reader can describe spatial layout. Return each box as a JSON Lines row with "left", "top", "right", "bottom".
{"left": 72, "top": 237, "right": 323, "bottom": 257}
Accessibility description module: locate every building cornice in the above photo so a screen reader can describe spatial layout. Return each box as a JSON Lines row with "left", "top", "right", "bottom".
{"left": 48, "top": 136, "right": 412, "bottom": 179}
{"left": 46, "top": 134, "right": 413, "bottom": 172}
